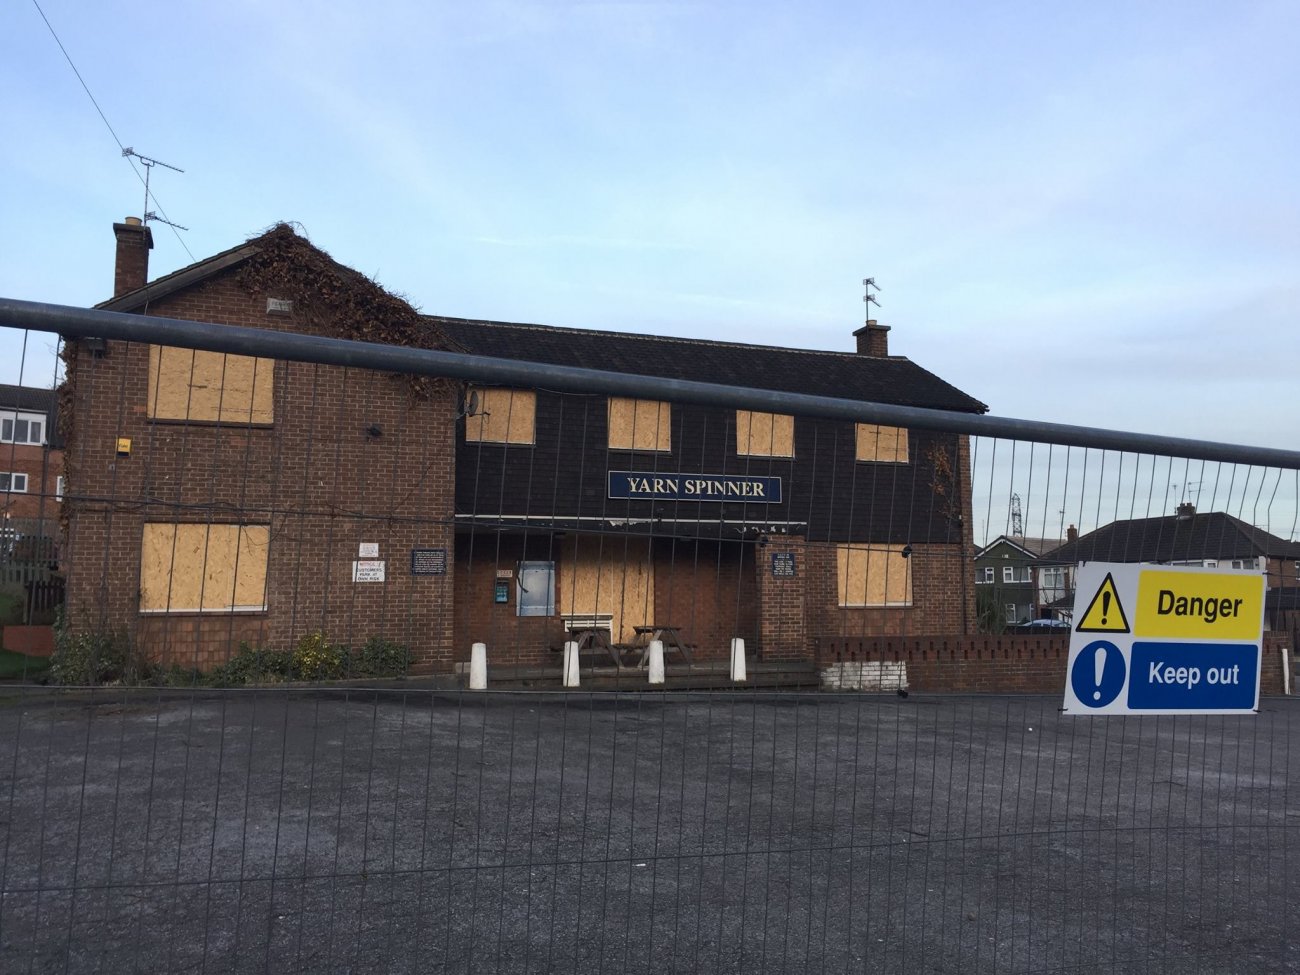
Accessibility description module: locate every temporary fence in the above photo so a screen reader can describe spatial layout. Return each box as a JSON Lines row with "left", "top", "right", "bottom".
{"left": 0, "top": 296, "right": 1296, "bottom": 973}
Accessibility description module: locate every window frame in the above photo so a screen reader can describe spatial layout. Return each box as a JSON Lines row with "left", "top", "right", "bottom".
{"left": 735, "top": 410, "right": 795, "bottom": 458}
{"left": 463, "top": 387, "right": 537, "bottom": 446}
{"left": 0, "top": 411, "right": 46, "bottom": 445}
{"left": 608, "top": 398, "right": 672, "bottom": 452}
{"left": 516, "top": 560, "right": 556, "bottom": 617}
{"left": 854, "top": 423, "right": 909, "bottom": 463}
{"left": 139, "top": 523, "right": 270, "bottom": 614}
{"left": 0, "top": 472, "right": 29, "bottom": 493}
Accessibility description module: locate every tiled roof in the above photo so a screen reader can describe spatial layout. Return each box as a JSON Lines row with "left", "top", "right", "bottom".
{"left": 1041, "top": 511, "right": 1300, "bottom": 564}
{"left": 976, "top": 535, "right": 1065, "bottom": 559}
{"left": 432, "top": 317, "right": 987, "bottom": 413}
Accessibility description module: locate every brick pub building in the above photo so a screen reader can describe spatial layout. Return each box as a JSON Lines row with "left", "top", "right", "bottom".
{"left": 62, "top": 220, "right": 986, "bottom": 674}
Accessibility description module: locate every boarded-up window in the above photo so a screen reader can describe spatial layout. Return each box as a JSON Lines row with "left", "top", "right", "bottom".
{"left": 140, "top": 524, "right": 270, "bottom": 613}
{"left": 464, "top": 388, "right": 536, "bottom": 444}
{"left": 836, "top": 544, "right": 912, "bottom": 607}
{"left": 736, "top": 411, "right": 794, "bottom": 457}
{"left": 148, "top": 347, "right": 274, "bottom": 423}
{"left": 558, "top": 536, "right": 654, "bottom": 644}
{"left": 608, "top": 398, "right": 671, "bottom": 451}
{"left": 855, "top": 423, "right": 908, "bottom": 463}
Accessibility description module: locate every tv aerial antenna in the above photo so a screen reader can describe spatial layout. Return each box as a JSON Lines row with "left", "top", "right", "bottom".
{"left": 122, "top": 148, "right": 189, "bottom": 231}
{"left": 863, "top": 277, "right": 881, "bottom": 317}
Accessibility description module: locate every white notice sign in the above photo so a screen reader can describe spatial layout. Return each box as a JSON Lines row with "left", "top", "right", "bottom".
{"left": 352, "top": 560, "right": 386, "bottom": 583}
{"left": 358, "top": 542, "right": 379, "bottom": 558}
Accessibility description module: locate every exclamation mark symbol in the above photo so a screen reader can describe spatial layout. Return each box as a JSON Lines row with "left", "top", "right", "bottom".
{"left": 1101, "top": 591, "right": 1111, "bottom": 626}
{"left": 1093, "top": 644, "right": 1106, "bottom": 701}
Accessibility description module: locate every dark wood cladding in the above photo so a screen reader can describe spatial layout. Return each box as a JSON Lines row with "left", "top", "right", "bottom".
{"left": 456, "top": 391, "right": 964, "bottom": 545}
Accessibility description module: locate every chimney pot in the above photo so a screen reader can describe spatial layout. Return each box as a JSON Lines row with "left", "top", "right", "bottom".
{"left": 852, "top": 318, "right": 891, "bottom": 357}
{"left": 112, "top": 217, "right": 153, "bottom": 297}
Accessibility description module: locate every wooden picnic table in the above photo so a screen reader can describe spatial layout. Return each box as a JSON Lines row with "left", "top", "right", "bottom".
{"left": 563, "top": 614, "right": 622, "bottom": 669}
{"left": 628, "top": 624, "right": 694, "bottom": 668}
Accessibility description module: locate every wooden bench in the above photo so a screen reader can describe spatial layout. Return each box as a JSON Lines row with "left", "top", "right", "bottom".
{"left": 558, "top": 613, "right": 620, "bottom": 667}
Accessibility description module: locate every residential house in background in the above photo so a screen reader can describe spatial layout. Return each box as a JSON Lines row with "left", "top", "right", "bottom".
{"left": 974, "top": 534, "right": 1066, "bottom": 629}
{"left": 0, "top": 383, "right": 63, "bottom": 537}
{"left": 1039, "top": 504, "right": 1300, "bottom": 636}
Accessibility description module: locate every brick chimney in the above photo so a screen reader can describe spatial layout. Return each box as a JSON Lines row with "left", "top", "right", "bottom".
{"left": 1067, "top": 524, "right": 1078, "bottom": 543}
{"left": 852, "top": 319, "right": 890, "bottom": 357}
{"left": 113, "top": 216, "right": 154, "bottom": 297}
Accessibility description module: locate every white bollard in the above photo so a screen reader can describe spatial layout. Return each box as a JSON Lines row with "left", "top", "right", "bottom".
{"left": 563, "top": 640, "right": 581, "bottom": 687}
{"left": 469, "top": 642, "right": 488, "bottom": 690}
{"left": 647, "top": 640, "right": 665, "bottom": 684}
{"left": 730, "top": 637, "right": 747, "bottom": 683}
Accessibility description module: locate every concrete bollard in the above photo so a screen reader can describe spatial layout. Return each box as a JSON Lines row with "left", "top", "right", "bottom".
{"left": 647, "top": 640, "right": 665, "bottom": 684}
{"left": 563, "top": 640, "right": 581, "bottom": 687}
{"left": 730, "top": 637, "right": 747, "bottom": 682}
{"left": 469, "top": 642, "right": 488, "bottom": 690}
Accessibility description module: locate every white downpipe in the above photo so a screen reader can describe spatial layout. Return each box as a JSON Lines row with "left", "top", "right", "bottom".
{"left": 469, "top": 642, "right": 488, "bottom": 690}
{"left": 730, "top": 638, "right": 747, "bottom": 682}
{"left": 1283, "top": 647, "right": 1292, "bottom": 697}
{"left": 647, "top": 640, "right": 665, "bottom": 684}
{"left": 563, "top": 641, "right": 581, "bottom": 687}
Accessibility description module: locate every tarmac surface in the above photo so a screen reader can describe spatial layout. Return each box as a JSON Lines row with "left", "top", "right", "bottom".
{"left": 0, "top": 686, "right": 1296, "bottom": 974}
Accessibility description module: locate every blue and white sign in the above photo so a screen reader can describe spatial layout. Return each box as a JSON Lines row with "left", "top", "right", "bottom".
{"left": 608, "top": 471, "right": 782, "bottom": 503}
{"left": 1062, "top": 562, "right": 1264, "bottom": 715}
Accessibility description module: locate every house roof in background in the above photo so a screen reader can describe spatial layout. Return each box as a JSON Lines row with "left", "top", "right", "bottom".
{"left": 434, "top": 317, "right": 988, "bottom": 413}
{"left": 976, "top": 535, "right": 1065, "bottom": 559}
{"left": 1042, "top": 511, "right": 1300, "bottom": 564}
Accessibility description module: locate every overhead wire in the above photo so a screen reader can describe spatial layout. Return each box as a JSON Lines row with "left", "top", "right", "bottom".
{"left": 30, "top": 0, "right": 195, "bottom": 263}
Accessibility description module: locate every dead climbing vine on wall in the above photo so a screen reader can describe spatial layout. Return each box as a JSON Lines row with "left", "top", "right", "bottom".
{"left": 235, "top": 223, "right": 462, "bottom": 401}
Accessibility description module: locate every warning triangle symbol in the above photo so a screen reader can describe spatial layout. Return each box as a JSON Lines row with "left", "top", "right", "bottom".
{"left": 1075, "top": 572, "right": 1130, "bottom": 633}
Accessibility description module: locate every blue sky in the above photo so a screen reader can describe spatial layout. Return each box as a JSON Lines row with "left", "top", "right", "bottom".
{"left": 3, "top": 0, "right": 1298, "bottom": 474}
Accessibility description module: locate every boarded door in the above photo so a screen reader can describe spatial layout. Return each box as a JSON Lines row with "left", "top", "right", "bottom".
{"left": 558, "top": 536, "right": 654, "bottom": 644}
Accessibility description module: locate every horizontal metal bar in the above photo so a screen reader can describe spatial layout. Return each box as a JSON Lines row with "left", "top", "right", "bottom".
{"left": 5, "top": 296, "right": 1299, "bottom": 468}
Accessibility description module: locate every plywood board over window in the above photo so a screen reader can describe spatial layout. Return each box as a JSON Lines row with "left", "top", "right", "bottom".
{"left": 736, "top": 410, "right": 794, "bottom": 457}
{"left": 608, "top": 398, "right": 671, "bottom": 451}
{"left": 836, "top": 544, "right": 912, "bottom": 607}
{"left": 855, "top": 423, "right": 908, "bottom": 463}
{"left": 558, "top": 535, "right": 654, "bottom": 643}
{"left": 148, "top": 347, "right": 274, "bottom": 423}
{"left": 140, "top": 524, "right": 270, "bottom": 613}
{"left": 464, "top": 388, "right": 536, "bottom": 445}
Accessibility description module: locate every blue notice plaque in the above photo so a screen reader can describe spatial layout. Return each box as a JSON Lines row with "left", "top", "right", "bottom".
{"left": 771, "top": 552, "right": 797, "bottom": 578}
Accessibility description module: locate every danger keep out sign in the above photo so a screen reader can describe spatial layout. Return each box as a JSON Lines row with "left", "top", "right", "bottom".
{"left": 1061, "top": 562, "right": 1265, "bottom": 715}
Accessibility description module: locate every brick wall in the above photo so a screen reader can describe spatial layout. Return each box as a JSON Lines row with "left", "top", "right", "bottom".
{"left": 755, "top": 535, "right": 806, "bottom": 659}
{"left": 63, "top": 273, "right": 456, "bottom": 672}
{"left": 804, "top": 541, "right": 971, "bottom": 650}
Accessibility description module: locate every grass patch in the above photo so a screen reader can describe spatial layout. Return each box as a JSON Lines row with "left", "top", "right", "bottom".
{"left": 0, "top": 649, "right": 51, "bottom": 680}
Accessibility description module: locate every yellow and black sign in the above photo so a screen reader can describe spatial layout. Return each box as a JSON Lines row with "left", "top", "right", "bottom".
{"left": 1075, "top": 572, "right": 1130, "bottom": 633}
{"left": 1135, "top": 569, "right": 1263, "bottom": 640}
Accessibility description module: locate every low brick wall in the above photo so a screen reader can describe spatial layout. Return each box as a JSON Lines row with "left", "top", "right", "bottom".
{"left": 820, "top": 632, "right": 1292, "bottom": 696}
{"left": 2, "top": 625, "right": 55, "bottom": 658}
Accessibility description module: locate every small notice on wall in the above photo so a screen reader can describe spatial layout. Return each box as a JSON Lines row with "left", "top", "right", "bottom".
{"left": 352, "top": 560, "right": 386, "bottom": 583}
{"left": 410, "top": 549, "right": 447, "bottom": 575}
{"left": 771, "top": 552, "right": 797, "bottom": 577}
{"left": 358, "top": 542, "right": 379, "bottom": 558}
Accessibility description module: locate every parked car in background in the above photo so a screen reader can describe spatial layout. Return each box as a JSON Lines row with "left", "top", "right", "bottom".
{"left": 1009, "top": 618, "right": 1071, "bottom": 634}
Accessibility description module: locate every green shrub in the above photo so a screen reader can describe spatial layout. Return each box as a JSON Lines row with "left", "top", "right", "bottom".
{"left": 350, "top": 637, "right": 412, "bottom": 677}
{"left": 49, "top": 623, "right": 152, "bottom": 686}
{"left": 292, "top": 631, "right": 345, "bottom": 680}
{"left": 208, "top": 643, "right": 294, "bottom": 686}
